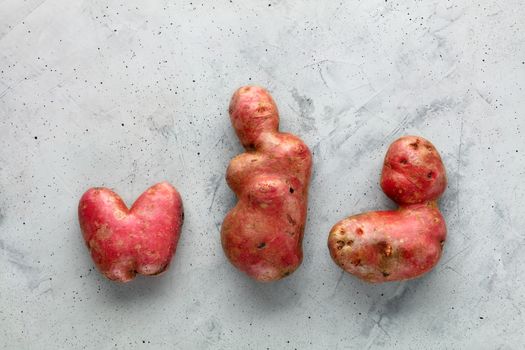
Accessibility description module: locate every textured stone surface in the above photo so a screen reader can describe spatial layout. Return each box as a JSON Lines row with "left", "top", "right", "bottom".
{"left": 1, "top": 1, "right": 524, "bottom": 349}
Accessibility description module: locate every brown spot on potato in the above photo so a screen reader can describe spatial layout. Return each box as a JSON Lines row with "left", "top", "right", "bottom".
{"left": 382, "top": 271, "right": 390, "bottom": 277}
{"left": 356, "top": 228, "right": 364, "bottom": 236}
{"left": 338, "top": 227, "right": 345, "bottom": 234}
{"left": 425, "top": 201, "right": 438, "bottom": 209}
{"left": 336, "top": 240, "right": 345, "bottom": 250}
{"left": 257, "top": 242, "right": 266, "bottom": 249}
{"left": 400, "top": 158, "right": 408, "bottom": 164}
{"left": 286, "top": 214, "right": 297, "bottom": 225}
{"left": 427, "top": 171, "right": 434, "bottom": 179}
{"left": 346, "top": 240, "right": 354, "bottom": 246}
{"left": 377, "top": 241, "right": 393, "bottom": 257}
{"left": 352, "top": 259, "right": 361, "bottom": 267}
{"left": 289, "top": 187, "right": 294, "bottom": 193}
{"left": 409, "top": 139, "right": 420, "bottom": 149}
{"left": 256, "top": 104, "right": 270, "bottom": 113}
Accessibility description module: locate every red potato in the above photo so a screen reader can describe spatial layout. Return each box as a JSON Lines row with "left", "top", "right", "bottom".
{"left": 221, "top": 86, "right": 312, "bottom": 282}
{"left": 328, "top": 136, "right": 447, "bottom": 283}
{"left": 78, "top": 182, "right": 183, "bottom": 282}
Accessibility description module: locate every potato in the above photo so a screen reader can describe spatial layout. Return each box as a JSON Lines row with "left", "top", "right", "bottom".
{"left": 78, "top": 182, "right": 184, "bottom": 282}
{"left": 328, "top": 136, "right": 447, "bottom": 283}
{"left": 221, "top": 86, "right": 312, "bottom": 282}
{"left": 381, "top": 136, "right": 447, "bottom": 205}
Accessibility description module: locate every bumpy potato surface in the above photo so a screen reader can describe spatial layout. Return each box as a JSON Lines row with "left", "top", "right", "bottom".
{"left": 328, "top": 136, "right": 447, "bottom": 283}
{"left": 221, "top": 86, "right": 312, "bottom": 282}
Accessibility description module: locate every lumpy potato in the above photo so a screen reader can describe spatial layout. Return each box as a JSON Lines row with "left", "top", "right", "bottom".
{"left": 221, "top": 86, "right": 312, "bottom": 282}
{"left": 328, "top": 136, "right": 447, "bottom": 283}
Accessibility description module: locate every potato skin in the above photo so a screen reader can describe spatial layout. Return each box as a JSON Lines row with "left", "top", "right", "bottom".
{"left": 78, "top": 182, "right": 183, "bottom": 282}
{"left": 221, "top": 86, "right": 312, "bottom": 282}
{"left": 381, "top": 136, "right": 446, "bottom": 204}
{"left": 328, "top": 204, "right": 446, "bottom": 283}
{"left": 328, "top": 136, "right": 447, "bottom": 283}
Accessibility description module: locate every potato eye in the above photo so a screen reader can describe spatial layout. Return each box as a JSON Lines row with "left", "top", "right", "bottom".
{"left": 409, "top": 139, "right": 420, "bottom": 149}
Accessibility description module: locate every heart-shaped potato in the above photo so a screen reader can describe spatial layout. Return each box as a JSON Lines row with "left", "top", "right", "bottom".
{"left": 78, "top": 182, "right": 183, "bottom": 282}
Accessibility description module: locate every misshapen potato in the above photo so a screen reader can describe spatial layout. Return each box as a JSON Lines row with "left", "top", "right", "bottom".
{"left": 221, "top": 86, "right": 312, "bottom": 282}
{"left": 328, "top": 136, "right": 447, "bottom": 283}
{"left": 78, "top": 182, "right": 183, "bottom": 282}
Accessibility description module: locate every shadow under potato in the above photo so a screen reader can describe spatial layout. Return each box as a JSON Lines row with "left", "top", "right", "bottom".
{"left": 226, "top": 265, "right": 306, "bottom": 311}
{"left": 98, "top": 268, "right": 175, "bottom": 302}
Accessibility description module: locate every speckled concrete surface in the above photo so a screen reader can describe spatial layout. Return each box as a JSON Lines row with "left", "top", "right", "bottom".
{"left": 1, "top": 1, "right": 524, "bottom": 349}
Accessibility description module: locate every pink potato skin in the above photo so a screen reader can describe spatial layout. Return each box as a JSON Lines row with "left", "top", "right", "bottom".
{"left": 328, "top": 136, "right": 447, "bottom": 283}
{"left": 221, "top": 86, "right": 312, "bottom": 282}
{"left": 78, "top": 182, "right": 183, "bottom": 282}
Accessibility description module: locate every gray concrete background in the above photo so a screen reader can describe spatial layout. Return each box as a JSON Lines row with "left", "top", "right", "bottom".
{"left": 1, "top": 1, "right": 524, "bottom": 349}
